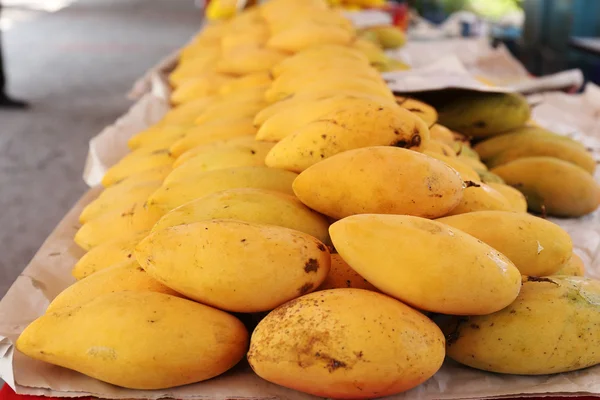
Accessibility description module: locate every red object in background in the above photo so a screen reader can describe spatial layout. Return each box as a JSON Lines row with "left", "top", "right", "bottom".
{"left": 2, "top": 384, "right": 600, "bottom": 400}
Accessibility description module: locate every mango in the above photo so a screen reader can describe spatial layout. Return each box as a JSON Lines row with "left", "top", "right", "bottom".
{"left": 554, "top": 253, "right": 585, "bottom": 276}
{"left": 318, "top": 254, "right": 378, "bottom": 291}
{"left": 438, "top": 211, "right": 572, "bottom": 276}
{"left": 330, "top": 214, "right": 521, "bottom": 315}
{"left": 152, "top": 188, "right": 330, "bottom": 244}
{"left": 444, "top": 182, "right": 513, "bottom": 216}
{"left": 248, "top": 289, "right": 445, "bottom": 399}
{"left": 101, "top": 149, "right": 174, "bottom": 187}
{"left": 444, "top": 276, "right": 600, "bottom": 375}
{"left": 487, "top": 182, "right": 527, "bottom": 212}
{"left": 423, "top": 151, "right": 480, "bottom": 182}
{"left": 17, "top": 292, "right": 248, "bottom": 389}
{"left": 136, "top": 220, "right": 330, "bottom": 313}
{"left": 293, "top": 147, "right": 463, "bottom": 219}
{"left": 492, "top": 157, "right": 600, "bottom": 217}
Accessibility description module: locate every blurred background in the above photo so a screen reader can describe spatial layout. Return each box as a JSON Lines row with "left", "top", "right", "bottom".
{"left": 0, "top": 0, "right": 599, "bottom": 299}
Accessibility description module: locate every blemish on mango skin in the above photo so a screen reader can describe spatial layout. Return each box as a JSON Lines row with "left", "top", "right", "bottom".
{"left": 304, "top": 259, "right": 319, "bottom": 273}
{"left": 298, "top": 283, "right": 314, "bottom": 295}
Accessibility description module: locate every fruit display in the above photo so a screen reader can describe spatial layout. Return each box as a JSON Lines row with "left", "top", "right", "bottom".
{"left": 13, "top": 0, "right": 600, "bottom": 398}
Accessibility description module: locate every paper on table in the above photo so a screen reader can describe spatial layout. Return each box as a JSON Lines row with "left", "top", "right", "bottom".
{"left": 3, "top": 89, "right": 600, "bottom": 399}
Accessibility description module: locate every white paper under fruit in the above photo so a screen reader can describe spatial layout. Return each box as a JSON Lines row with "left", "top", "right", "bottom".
{"left": 1, "top": 92, "right": 600, "bottom": 399}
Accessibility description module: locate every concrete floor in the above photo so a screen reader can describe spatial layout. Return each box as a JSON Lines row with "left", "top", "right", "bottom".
{"left": 0, "top": 0, "right": 199, "bottom": 298}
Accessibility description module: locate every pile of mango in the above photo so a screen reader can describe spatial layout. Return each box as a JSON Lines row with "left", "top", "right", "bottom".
{"left": 16, "top": 0, "right": 600, "bottom": 398}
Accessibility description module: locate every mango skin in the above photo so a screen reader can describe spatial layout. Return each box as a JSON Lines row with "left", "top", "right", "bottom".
{"left": 293, "top": 147, "right": 463, "bottom": 220}
{"left": 487, "top": 182, "right": 527, "bottom": 212}
{"left": 318, "top": 254, "right": 379, "bottom": 292}
{"left": 49, "top": 262, "right": 181, "bottom": 312}
{"left": 554, "top": 253, "right": 585, "bottom": 277}
{"left": 438, "top": 211, "right": 572, "bottom": 276}
{"left": 492, "top": 157, "right": 600, "bottom": 217}
{"left": 136, "top": 220, "right": 330, "bottom": 313}
{"left": 330, "top": 214, "right": 522, "bottom": 315}
{"left": 152, "top": 188, "right": 330, "bottom": 244}
{"left": 248, "top": 289, "right": 445, "bottom": 399}
{"left": 444, "top": 276, "right": 600, "bottom": 375}
{"left": 17, "top": 291, "right": 249, "bottom": 389}
{"left": 444, "top": 182, "right": 513, "bottom": 216}
{"left": 424, "top": 151, "right": 480, "bottom": 182}
{"left": 101, "top": 149, "right": 174, "bottom": 187}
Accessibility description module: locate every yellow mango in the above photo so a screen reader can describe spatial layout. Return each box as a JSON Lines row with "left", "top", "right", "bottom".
{"left": 101, "top": 149, "right": 174, "bottom": 187}
{"left": 554, "top": 253, "right": 585, "bottom": 276}
{"left": 170, "top": 118, "right": 257, "bottom": 158}
{"left": 147, "top": 166, "right": 297, "bottom": 214}
{"left": 444, "top": 182, "right": 513, "bottom": 216}
{"left": 428, "top": 124, "right": 455, "bottom": 146}
{"left": 74, "top": 203, "right": 163, "bottom": 250}
{"left": 104, "top": 165, "right": 172, "bottom": 188}
{"left": 194, "top": 100, "right": 266, "bottom": 125}
{"left": 423, "top": 151, "right": 480, "bottom": 182}
{"left": 50, "top": 261, "right": 180, "bottom": 312}
{"left": 164, "top": 142, "right": 274, "bottom": 184}
{"left": 476, "top": 169, "right": 505, "bottom": 184}
{"left": 159, "top": 96, "right": 216, "bottom": 125}
{"left": 266, "top": 23, "right": 354, "bottom": 53}
{"left": 152, "top": 188, "right": 330, "bottom": 244}
{"left": 293, "top": 147, "right": 463, "bottom": 219}
{"left": 17, "top": 292, "right": 248, "bottom": 389}
{"left": 444, "top": 276, "right": 600, "bottom": 374}
{"left": 136, "top": 220, "right": 330, "bottom": 313}
{"left": 330, "top": 214, "right": 521, "bottom": 315}
{"left": 397, "top": 98, "right": 438, "bottom": 127}
{"left": 170, "top": 74, "right": 232, "bottom": 106}
{"left": 72, "top": 234, "right": 146, "bottom": 280}
{"left": 272, "top": 45, "right": 369, "bottom": 77}
{"left": 438, "top": 211, "right": 573, "bottom": 276}
{"left": 266, "top": 102, "right": 429, "bottom": 173}
{"left": 216, "top": 46, "right": 287, "bottom": 75}
{"left": 79, "top": 181, "right": 161, "bottom": 223}
{"left": 248, "top": 289, "right": 445, "bottom": 399}
{"left": 218, "top": 72, "right": 272, "bottom": 95}
{"left": 127, "top": 125, "right": 190, "bottom": 151}
{"left": 424, "top": 140, "right": 457, "bottom": 157}
{"left": 168, "top": 54, "right": 221, "bottom": 88}
{"left": 318, "top": 254, "right": 378, "bottom": 291}
{"left": 492, "top": 157, "right": 600, "bottom": 217}
{"left": 487, "top": 182, "right": 527, "bottom": 212}
{"left": 174, "top": 135, "right": 260, "bottom": 167}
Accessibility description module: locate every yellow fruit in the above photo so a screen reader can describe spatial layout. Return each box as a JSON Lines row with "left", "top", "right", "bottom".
{"left": 457, "top": 154, "right": 487, "bottom": 170}
{"left": 396, "top": 97, "right": 437, "bottom": 127}
{"left": 194, "top": 100, "right": 266, "bottom": 125}
{"left": 428, "top": 124, "right": 455, "bottom": 146}
{"left": 159, "top": 96, "right": 216, "bottom": 125}
{"left": 474, "top": 126, "right": 587, "bottom": 160}
{"left": 376, "top": 56, "right": 410, "bottom": 72}
{"left": 170, "top": 74, "right": 232, "bottom": 106}
{"left": 49, "top": 261, "right": 181, "bottom": 312}
{"left": 266, "top": 101, "right": 430, "bottom": 172}
{"left": 164, "top": 142, "right": 274, "bottom": 184}
{"left": 248, "top": 289, "right": 445, "bottom": 399}
{"left": 128, "top": 125, "right": 190, "bottom": 151}
{"left": 363, "top": 25, "right": 406, "bottom": 49}
{"left": 72, "top": 234, "right": 146, "bottom": 280}
{"left": 424, "top": 140, "right": 458, "bottom": 157}
{"left": 101, "top": 149, "right": 174, "bottom": 187}
{"left": 476, "top": 169, "right": 505, "bottom": 185}
{"left": 136, "top": 220, "right": 330, "bottom": 313}
{"left": 169, "top": 51, "right": 221, "bottom": 87}
{"left": 174, "top": 135, "right": 260, "bottom": 168}
{"left": 330, "top": 214, "right": 522, "bottom": 315}
{"left": 218, "top": 72, "right": 272, "bottom": 95}
{"left": 438, "top": 211, "right": 572, "bottom": 276}
{"left": 444, "top": 182, "right": 513, "bottom": 216}
{"left": 17, "top": 292, "right": 248, "bottom": 389}
{"left": 103, "top": 165, "right": 172, "bottom": 188}
{"left": 271, "top": 45, "right": 369, "bottom": 77}
{"left": 256, "top": 95, "right": 396, "bottom": 142}
{"left": 318, "top": 254, "right": 378, "bottom": 291}
{"left": 492, "top": 157, "right": 600, "bottom": 217}
{"left": 170, "top": 118, "right": 257, "bottom": 158}
{"left": 146, "top": 166, "right": 297, "bottom": 214}
{"left": 443, "top": 276, "right": 600, "bottom": 374}
{"left": 352, "top": 38, "right": 387, "bottom": 65}
{"left": 487, "top": 182, "right": 527, "bottom": 212}
{"left": 423, "top": 151, "right": 480, "bottom": 182}
{"left": 74, "top": 203, "right": 163, "bottom": 250}
{"left": 79, "top": 181, "right": 161, "bottom": 223}
{"left": 266, "top": 23, "right": 354, "bottom": 53}
{"left": 554, "top": 253, "right": 585, "bottom": 276}
{"left": 216, "top": 46, "right": 287, "bottom": 75}
{"left": 293, "top": 147, "right": 463, "bottom": 219}
{"left": 152, "top": 188, "right": 330, "bottom": 244}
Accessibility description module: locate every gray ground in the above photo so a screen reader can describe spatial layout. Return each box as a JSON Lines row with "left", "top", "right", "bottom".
{"left": 0, "top": 0, "right": 199, "bottom": 299}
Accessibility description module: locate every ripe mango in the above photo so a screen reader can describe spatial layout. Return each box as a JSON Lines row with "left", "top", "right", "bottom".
{"left": 248, "top": 289, "right": 445, "bottom": 399}
{"left": 17, "top": 292, "right": 248, "bottom": 389}
{"left": 444, "top": 276, "right": 600, "bottom": 375}
{"left": 152, "top": 188, "right": 330, "bottom": 244}
{"left": 330, "top": 214, "right": 521, "bottom": 315}
{"left": 101, "top": 149, "right": 174, "bottom": 187}
{"left": 438, "top": 211, "right": 572, "bottom": 276}
{"left": 136, "top": 220, "right": 330, "bottom": 312}
{"left": 293, "top": 147, "right": 463, "bottom": 219}
{"left": 444, "top": 182, "right": 513, "bottom": 216}
{"left": 487, "top": 182, "right": 527, "bottom": 212}
{"left": 554, "top": 253, "right": 585, "bottom": 276}
{"left": 318, "top": 254, "right": 378, "bottom": 292}
{"left": 492, "top": 157, "right": 600, "bottom": 217}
